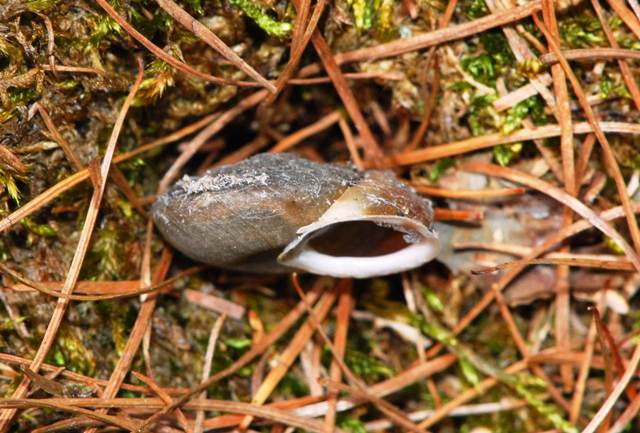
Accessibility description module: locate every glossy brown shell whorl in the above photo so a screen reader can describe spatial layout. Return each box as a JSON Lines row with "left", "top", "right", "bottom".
{"left": 152, "top": 153, "right": 439, "bottom": 278}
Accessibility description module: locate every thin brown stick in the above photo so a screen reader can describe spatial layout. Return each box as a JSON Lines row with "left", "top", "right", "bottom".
{"left": 156, "top": 0, "right": 274, "bottom": 92}
{"left": 0, "top": 58, "right": 145, "bottom": 433}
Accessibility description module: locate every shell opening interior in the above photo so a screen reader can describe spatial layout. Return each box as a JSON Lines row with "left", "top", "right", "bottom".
{"left": 281, "top": 220, "right": 439, "bottom": 278}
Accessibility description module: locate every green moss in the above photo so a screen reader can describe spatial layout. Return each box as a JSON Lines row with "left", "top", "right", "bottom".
{"left": 229, "top": 0, "right": 293, "bottom": 38}
{"left": 345, "top": 348, "right": 394, "bottom": 381}
{"left": 560, "top": 13, "right": 605, "bottom": 48}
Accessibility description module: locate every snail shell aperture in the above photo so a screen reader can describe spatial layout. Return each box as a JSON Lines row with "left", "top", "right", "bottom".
{"left": 152, "top": 153, "right": 439, "bottom": 278}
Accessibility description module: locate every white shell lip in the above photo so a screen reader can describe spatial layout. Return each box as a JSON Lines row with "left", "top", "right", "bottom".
{"left": 278, "top": 215, "right": 440, "bottom": 278}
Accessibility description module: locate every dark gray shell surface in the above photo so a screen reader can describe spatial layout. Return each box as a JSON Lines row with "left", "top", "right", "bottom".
{"left": 152, "top": 153, "right": 361, "bottom": 272}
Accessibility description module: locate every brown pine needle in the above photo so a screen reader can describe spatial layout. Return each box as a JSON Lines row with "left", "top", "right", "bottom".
{"left": 238, "top": 289, "right": 337, "bottom": 430}
{"left": 542, "top": 0, "right": 574, "bottom": 392}
{"left": 94, "top": 0, "right": 264, "bottom": 88}
{"left": 156, "top": 0, "right": 275, "bottom": 92}
{"left": 270, "top": 110, "right": 342, "bottom": 153}
{"left": 462, "top": 162, "right": 640, "bottom": 272}
{"left": 591, "top": 0, "right": 640, "bottom": 111}
{"left": 158, "top": 90, "right": 268, "bottom": 192}
{"left": 138, "top": 281, "right": 326, "bottom": 431}
{"left": 412, "top": 184, "right": 525, "bottom": 199}
{"left": 533, "top": 12, "right": 640, "bottom": 263}
{"left": 381, "top": 121, "right": 640, "bottom": 167}
{"left": 324, "top": 281, "right": 353, "bottom": 433}
{"left": 335, "top": 0, "right": 541, "bottom": 65}
{"left": 541, "top": 47, "right": 640, "bottom": 64}
{"left": 32, "top": 102, "right": 84, "bottom": 172}
{"left": 581, "top": 341, "right": 640, "bottom": 433}
{"left": 0, "top": 111, "right": 219, "bottom": 233}
{"left": 0, "top": 58, "right": 145, "bottom": 433}
{"left": 131, "top": 371, "right": 193, "bottom": 433}
{"left": 195, "top": 314, "right": 226, "bottom": 433}
{"left": 184, "top": 290, "right": 245, "bottom": 320}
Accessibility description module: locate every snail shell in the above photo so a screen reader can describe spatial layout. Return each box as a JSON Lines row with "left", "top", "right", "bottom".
{"left": 152, "top": 153, "right": 439, "bottom": 278}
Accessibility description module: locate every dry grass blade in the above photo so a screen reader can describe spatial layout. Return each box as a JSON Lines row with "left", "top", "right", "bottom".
{"left": 156, "top": 0, "right": 275, "bottom": 92}
{"left": 95, "top": 0, "right": 262, "bottom": 88}
{"left": 0, "top": 58, "right": 144, "bottom": 433}
{"left": 462, "top": 162, "right": 640, "bottom": 272}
